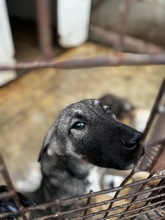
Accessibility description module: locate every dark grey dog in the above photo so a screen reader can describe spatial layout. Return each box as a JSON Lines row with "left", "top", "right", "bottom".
{"left": 33, "top": 99, "right": 141, "bottom": 218}
{"left": 99, "top": 93, "right": 135, "bottom": 120}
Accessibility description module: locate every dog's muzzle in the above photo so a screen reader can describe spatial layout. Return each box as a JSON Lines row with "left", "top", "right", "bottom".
{"left": 120, "top": 132, "right": 141, "bottom": 150}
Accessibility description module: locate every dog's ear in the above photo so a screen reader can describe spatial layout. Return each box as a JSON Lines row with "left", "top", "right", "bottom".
{"left": 38, "top": 125, "right": 63, "bottom": 162}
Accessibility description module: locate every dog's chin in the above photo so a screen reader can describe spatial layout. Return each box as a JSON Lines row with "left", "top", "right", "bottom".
{"left": 110, "top": 161, "right": 134, "bottom": 171}
{"left": 89, "top": 158, "right": 135, "bottom": 170}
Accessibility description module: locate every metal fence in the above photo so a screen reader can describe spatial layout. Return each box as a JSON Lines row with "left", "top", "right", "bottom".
{"left": 0, "top": 0, "right": 165, "bottom": 219}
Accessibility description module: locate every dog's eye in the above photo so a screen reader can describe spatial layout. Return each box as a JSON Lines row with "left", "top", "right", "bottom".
{"left": 105, "top": 107, "right": 112, "bottom": 115}
{"left": 71, "top": 122, "right": 85, "bottom": 130}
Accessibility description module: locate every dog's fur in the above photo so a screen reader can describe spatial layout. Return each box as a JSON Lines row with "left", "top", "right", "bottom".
{"left": 33, "top": 99, "right": 141, "bottom": 218}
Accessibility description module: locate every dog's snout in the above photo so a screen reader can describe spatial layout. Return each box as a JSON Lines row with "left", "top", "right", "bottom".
{"left": 122, "top": 132, "right": 141, "bottom": 150}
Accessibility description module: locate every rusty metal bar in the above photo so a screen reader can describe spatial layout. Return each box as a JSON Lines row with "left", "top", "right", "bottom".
{"left": 97, "top": 201, "right": 165, "bottom": 220}
{"left": 149, "top": 178, "right": 165, "bottom": 209}
{"left": 118, "top": 0, "right": 132, "bottom": 51}
{"left": 22, "top": 173, "right": 165, "bottom": 213}
{"left": 103, "top": 169, "right": 135, "bottom": 218}
{"left": 106, "top": 203, "right": 165, "bottom": 220}
{"left": 134, "top": 78, "right": 165, "bottom": 173}
{"left": 89, "top": 25, "right": 164, "bottom": 54}
{"left": 138, "top": 78, "right": 165, "bottom": 145}
{"left": 35, "top": 0, "right": 53, "bottom": 60}
{"left": 27, "top": 196, "right": 165, "bottom": 220}
{"left": 1, "top": 53, "right": 165, "bottom": 72}
{"left": 83, "top": 190, "right": 93, "bottom": 219}
{"left": 0, "top": 154, "right": 28, "bottom": 220}
{"left": 120, "top": 173, "right": 153, "bottom": 218}
{"left": 22, "top": 177, "right": 165, "bottom": 219}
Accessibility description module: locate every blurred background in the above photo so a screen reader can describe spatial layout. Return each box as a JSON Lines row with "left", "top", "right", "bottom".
{"left": 0, "top": 0, "right": 165, "bottom": 192}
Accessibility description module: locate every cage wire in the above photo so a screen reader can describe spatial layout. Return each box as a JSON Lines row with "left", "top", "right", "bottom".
{"left": 1, "top": 0, "right": 165, "bottom": 219}
{"left": 0, "top": 78, "right": 164, "bottom": 220}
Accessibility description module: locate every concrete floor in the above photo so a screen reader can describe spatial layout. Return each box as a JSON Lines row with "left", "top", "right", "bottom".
{"left": 0, "top": 21, "right": 164, "bottom": 191}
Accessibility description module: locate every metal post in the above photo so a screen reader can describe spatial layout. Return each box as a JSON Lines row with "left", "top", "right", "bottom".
{"left": 35, "top": 0, "right": 53, "bottom": 60}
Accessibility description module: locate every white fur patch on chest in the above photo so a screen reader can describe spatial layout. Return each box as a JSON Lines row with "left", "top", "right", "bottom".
{"left": 86, "top": 166, "right": 104, "bottom": 192}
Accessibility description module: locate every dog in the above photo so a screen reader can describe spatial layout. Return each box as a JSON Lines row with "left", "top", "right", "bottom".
{"left": 33, "top": 99, "right": 141, "bottom": 218}
{"left": 99, "top": 93, "right": 135, "bottom": 121}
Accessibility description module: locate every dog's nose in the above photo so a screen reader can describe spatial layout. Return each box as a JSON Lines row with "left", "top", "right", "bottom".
{"left": 122, "top": 132, "right": 141, "bottom": 150}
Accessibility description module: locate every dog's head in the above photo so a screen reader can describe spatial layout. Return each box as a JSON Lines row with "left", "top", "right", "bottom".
{"left": 38, "top": 99, "right": 141, "bottom": 170}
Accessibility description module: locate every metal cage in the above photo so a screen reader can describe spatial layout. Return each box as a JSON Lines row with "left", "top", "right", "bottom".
{"left": 0, "top": 0, "right": 165, "bottom": 219}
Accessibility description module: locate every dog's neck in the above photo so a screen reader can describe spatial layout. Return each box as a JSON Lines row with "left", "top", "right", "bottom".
{"left": 36, "top": 153, "right": 103, "bottom": 204}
